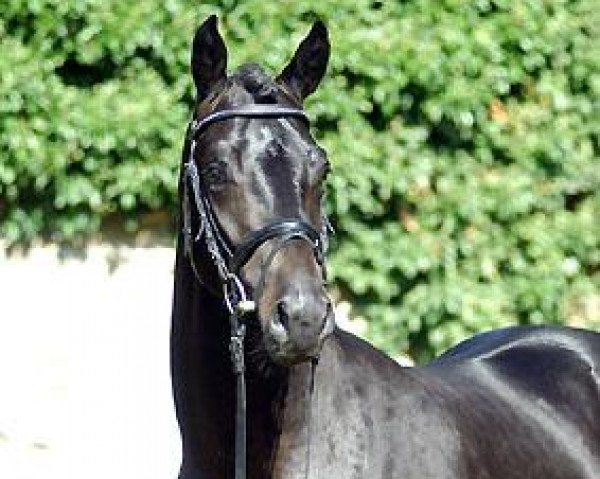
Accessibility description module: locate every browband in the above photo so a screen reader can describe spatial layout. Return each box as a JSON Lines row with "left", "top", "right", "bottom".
{"left": 189, "top": 105, "right": 310, "bottom": 139}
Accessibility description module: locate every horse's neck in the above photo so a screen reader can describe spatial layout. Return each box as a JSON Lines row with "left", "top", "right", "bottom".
{"left": 171, "top": 250, "right": 313, "bottom": 478}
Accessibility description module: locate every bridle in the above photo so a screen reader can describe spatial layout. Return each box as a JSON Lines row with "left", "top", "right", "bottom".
{"left": 182, "top": 104, "right": 330, "bottom": 307}
{"left": 181, "top": 103, "right": 331, "bottom": 479}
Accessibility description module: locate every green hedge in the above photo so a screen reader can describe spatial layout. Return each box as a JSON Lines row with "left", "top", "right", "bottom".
{"left": 2, "top": 0, "right": 599, "bottom": 360}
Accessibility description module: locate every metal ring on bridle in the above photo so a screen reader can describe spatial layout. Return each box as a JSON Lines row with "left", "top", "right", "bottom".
{"left": 223, "top": 273, "right": 246, "bottom": 314}
{"left": 223, "top": 272, "right": 256, "bottom": 315}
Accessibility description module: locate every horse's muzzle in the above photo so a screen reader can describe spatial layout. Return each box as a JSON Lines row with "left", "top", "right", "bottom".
{"left": 263, "top": 292, "right": 335, "bottom": 366}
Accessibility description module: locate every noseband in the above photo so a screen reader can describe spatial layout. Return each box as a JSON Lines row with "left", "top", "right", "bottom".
{"left": 181, "top": 104, "right": 331, "bottom": 479}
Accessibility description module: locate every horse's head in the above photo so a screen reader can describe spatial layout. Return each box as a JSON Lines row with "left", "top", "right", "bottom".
{"left": 185, "top": 16, "right": 334, "bottom": 365}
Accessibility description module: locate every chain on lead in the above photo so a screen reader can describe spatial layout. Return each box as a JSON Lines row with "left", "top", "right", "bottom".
{"left": 224, "top": 273, "right": 255, "bottom": 376}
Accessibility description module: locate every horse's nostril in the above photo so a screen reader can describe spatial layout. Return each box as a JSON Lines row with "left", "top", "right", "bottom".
{"left": 276, "top": 295, "right": 330, "bottom": 332}
{"left": 277, "top": 300, "right": 290, "bottom": 330}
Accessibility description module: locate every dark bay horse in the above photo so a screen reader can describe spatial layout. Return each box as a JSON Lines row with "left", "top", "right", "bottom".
{"left": 171, "top": 16, "right": 600, "bottom": 479}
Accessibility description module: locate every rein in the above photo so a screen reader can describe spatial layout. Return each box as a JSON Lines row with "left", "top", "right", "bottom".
{"left": 181, "top": 104, "right": 330, "bottom": 479}
{"left": 304, "top": 360, "right": 318, "bottom": 479}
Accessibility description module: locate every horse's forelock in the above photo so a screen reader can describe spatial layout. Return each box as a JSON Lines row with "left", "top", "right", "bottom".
{"left": 232, "top": 63, "right": 280, "bottom": 103}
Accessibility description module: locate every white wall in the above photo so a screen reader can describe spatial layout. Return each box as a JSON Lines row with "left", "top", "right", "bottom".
{"left": 0, "top": 243, "right": 181, "bottom": 479}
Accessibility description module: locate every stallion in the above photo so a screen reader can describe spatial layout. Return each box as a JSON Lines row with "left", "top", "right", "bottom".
{"left": 171, "top": 16, "right": 600, "bottom": 479}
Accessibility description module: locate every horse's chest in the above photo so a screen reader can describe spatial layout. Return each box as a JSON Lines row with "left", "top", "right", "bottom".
{"left": 272, "top": 372, "right": 462, "bottom": 479}
{"left": 272, "top": 386, "right": 370, "bottom": 479}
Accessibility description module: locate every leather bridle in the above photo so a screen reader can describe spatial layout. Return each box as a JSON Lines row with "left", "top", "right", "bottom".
{"left": 182, "top": 104, "right": 330, "bottom": 308}
{"left": 181, "top": 104, "right": 331, "bottom": 479}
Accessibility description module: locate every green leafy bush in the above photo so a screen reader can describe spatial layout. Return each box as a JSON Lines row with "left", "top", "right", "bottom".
{"left": 2, "top": 0, "right": 599, "bottom": 360}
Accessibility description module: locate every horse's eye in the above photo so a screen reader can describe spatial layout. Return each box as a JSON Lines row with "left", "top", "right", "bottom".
{"left": 201, "top": 161, "right": 228, "bottom": 188}
{"left": 264, "top": 140, "right": 282, "bottom": 160}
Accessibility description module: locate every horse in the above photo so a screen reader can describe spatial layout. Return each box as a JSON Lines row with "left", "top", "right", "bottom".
{"left": 170, "top": 15, "right": 600, "bottom": 479}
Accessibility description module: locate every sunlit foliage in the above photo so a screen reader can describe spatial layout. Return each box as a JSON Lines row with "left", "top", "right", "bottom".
{"left": 1, "top": 0, "right": 599, "bottom": 360}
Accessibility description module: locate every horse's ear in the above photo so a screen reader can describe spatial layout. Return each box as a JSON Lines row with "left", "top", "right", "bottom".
{"left": 277, "top": 21, "right": 330, "bottom": 102}
{"left": 191, "top": 15, "right": 227, "bottom": 101}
